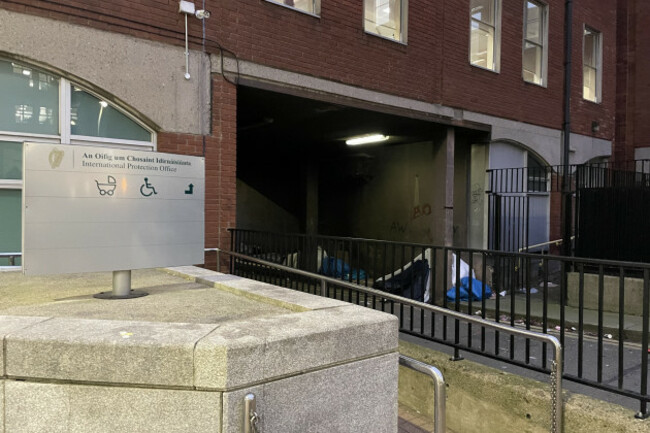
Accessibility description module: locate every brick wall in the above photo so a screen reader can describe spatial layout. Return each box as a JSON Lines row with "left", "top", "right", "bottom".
{"left": 616, "top": 0, "right": 650, "bottom": 156}
{"left": 2, "top": 0, "right": 616, "bottom": 140}
{"left": 630, "top": 2, "right": 650, "bottom": 151}
{"left": 158, "top": 75, "right": 237, "bottom": 269}
{"left": 569, "top": 0, "right": 617, "bottom": 144}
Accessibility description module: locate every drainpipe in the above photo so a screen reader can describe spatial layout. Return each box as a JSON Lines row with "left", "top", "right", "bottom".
{"left": 561, "top": 0, "right": 573, "bottom": 257}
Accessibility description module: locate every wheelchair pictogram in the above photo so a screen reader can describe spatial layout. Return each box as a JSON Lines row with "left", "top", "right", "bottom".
{"left": 140, "top": 177, "right": 158, "bottom": 197}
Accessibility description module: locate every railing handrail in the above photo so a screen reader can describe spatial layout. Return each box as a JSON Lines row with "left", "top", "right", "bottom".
{"left": 399, "top": 355, "right": 446, "bottom": 433}
{"left": 227, "top": 228, "right": 650, "bottom": 269}
{"left": 212, "top": 247, "right": 563, "bottom": 433}
{"left": 518, "top": 236, "right": 575, "bottom": 253}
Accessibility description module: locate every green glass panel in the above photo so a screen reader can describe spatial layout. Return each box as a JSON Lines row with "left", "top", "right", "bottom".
{"left": 70, "top": 86, "right": 151, "bottom": 142}
{"left": 0, "top": 141, "right": 23, "bottom": 179}
{"left": 0, "top": 59, "right": 59, "bottom": 135}
{"left": 0, "top": 189, "right": 22, "bottom": 266}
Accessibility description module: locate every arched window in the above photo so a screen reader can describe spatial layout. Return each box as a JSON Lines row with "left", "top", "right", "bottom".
{"left": 0, "top": 58, "right": 155, "bottom": 266}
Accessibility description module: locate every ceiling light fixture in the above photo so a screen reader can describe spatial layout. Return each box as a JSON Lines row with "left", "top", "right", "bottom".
{"left": 345, "top": 134, "right": 390, "bottom": 146}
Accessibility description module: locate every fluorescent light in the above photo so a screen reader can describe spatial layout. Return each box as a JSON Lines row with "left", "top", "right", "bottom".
{"left": 345, "top": 134, "right": 389, "bottom": 146}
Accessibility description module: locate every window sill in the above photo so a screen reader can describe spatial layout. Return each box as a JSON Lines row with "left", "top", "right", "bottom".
{"left": 263, "top": 0, "right": 321, "bottom": 18}
{"left": 364, "top": 30, "right": 408, "bottom": 46}
{"left": 470, "top": 63, "right": 500, "bottom": 74}
{"left": 523, "top": 79, "right": 547, "bottom": 88}
{"left": 582, "top": 97, "right": 602, "bottom": 105}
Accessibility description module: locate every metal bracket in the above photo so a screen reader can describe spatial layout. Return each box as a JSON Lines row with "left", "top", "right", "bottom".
{"left": 244, "top": 393, "right": 260, "bottom": 433}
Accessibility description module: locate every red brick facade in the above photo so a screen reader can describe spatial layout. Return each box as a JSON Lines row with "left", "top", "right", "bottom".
{"left": 157, "top": 75, "right": 237, "bottom": 268}
{"left": 615, "top": 0, "right": 650, "bottom": 161}
{"left": 3, "top": 0, "right": 616, "bottom": 139}
{"left": 0, "top": 0, "right": 626, "bottom": 257}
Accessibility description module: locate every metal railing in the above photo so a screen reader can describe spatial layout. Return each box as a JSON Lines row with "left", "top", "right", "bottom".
{"left": 224, "top": 229, "right": 650, "bottom": 418}
{"left": 0, "top": 252, "right": 21, "bottom": 267}
{"left": 399, "top": 355, "right": 446, "bottom": 433}
{"left": 214, "top": 247, "right": 564, "bottom": 432}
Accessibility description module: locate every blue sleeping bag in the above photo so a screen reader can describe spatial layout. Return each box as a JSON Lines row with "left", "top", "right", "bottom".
{"left": 447, "top": 277, "right": 492, "bottom": 301}
{"left": 320, "top": 257, "right": 366, "bottom": 281}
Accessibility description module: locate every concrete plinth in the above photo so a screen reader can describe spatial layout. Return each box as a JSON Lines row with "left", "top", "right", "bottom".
{"left": 0, "top": 267, "right": 398, "bottom": 433}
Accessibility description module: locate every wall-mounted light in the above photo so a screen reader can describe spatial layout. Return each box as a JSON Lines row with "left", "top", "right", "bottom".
{"left": 195, "top": 9, "right": 211, "bottom": 19}
{"left": 345, "top": 134, "right": 390, "bottom": 146}
{"left": 591, "top": 121, "right": 600, "bottom": 133}
{"left": 179, "top": 0, "right": 211, "bottom": 80}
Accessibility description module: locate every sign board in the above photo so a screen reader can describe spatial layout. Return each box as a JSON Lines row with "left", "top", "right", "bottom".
{"left": 22, "top": 142, "right": 205, "bottom": 275}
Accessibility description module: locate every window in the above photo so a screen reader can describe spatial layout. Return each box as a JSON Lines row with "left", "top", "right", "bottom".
{"left": 583, "top": 27, "right": 601, "bottom": 102}
{"left": 527, "top": 153, "right": 548, "bottom": 192}
{"left": 470, "top": 0, "right": 500, "bottom": 71}
{"left": 364, "top": 0, "right": 408, "bottom": 43}
{"left": 266, "top": 0, "right": 320, "bottom": 16}
{"left": 523, "top": 1, "right": 547, "bottom": 85}
{"left": 71, "top": 86, "right": 152, "bottom": 142}
{"left": 0, "top": 58, "right": 155, "bottom": 266}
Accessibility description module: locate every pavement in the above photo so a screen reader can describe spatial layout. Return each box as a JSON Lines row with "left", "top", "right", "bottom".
{"left": 453, "top": 290, "right": 646, "bottom": 342}
{"left": 398, "top": 405, "right": 437, "bottom": 433}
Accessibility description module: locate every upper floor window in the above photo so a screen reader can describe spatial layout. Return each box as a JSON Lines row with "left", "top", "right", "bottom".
{"left": 583, "top": 27, "right": 602, "bottom": 102}
{"left": 523, "top": 1, "right": 548, "bottom": 86}
{"left": 364, "top": 0, "right": 408, "bottom": 43}
{"left": 470, "top": 0, "right": 501, "bottom": 71}
{"left": 266, "top": 0, "right": 320, "bottom": 16}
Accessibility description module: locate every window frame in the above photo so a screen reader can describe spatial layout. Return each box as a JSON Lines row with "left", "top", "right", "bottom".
{"left": 469, "top": 0, "right": 502, "bottom": 72}
{"left": 263, "top": 0, "right": 321, "bottom": 17}
{"left": 0, "top": 58, "right": 156, "bottom": 266}
{"left": 363, "top": 0, "right": 409, "bottom": 44}
{"left": 582, "top": 26, "right": 602, "bottom": 103}
{"left": 522, "top": 0, "right": 548, "bottom": 86}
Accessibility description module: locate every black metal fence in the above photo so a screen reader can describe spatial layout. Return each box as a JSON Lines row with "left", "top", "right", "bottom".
{"left": 575, "top": 164, "right": 650, "bottom": 263}
{"left": 228, "top": 229, "right": 650, "bottom": 417}
{"left": 487, "top": 160, "right": 650, "bottom": 260}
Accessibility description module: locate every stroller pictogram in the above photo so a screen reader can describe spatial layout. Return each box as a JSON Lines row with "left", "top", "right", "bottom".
{"left": 95, "top": 175, "right": 117, "bottom": 196}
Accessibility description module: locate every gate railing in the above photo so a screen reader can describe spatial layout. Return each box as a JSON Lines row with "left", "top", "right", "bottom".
{"left": 214, "top": 246, "right": 564, "bottom": 432}
{"left": 224, "top": 229, "right": 650, "bottom": 418}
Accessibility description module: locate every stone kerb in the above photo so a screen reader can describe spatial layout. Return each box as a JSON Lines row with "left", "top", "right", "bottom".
{"left": 567, "top": 272, "right": 645, "bottom": 316}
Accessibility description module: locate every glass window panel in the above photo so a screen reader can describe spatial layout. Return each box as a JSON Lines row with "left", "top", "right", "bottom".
{"left": 527, "top": 153, "right": 548, "bottom": 192}
{"left": 470, "top": 22, "right": 495, "bottom": 69}
{"left": 583, "top": 66, "right": 597, "bottom": 102}
{"left": 471, "top": 0, "right": 495, "bottom": 24}
{"left": 0, "top": 59, "right": 59, "bottom": 135}
{"left": 364, "top": 0, "right": 404, "bottom": 42}
{"left": 523, "top": 42, "right": 543, "bottom": 84}
{"left": 70, "top": 86, "right": 151, "bottom": 142}
{"left": 0, "top": 189, "right": 22, "bottom": 266}
{"left": 525, "top": 2, "right": 542, "bottom": 44}
{"left": 279, "top": 0, "right": 320, "bottom": 15}
{"left": 584, "top": 30, "right": 596, "bottom": 67}
{"left": 0, "top": 141, "right": 23, "bottom": 180}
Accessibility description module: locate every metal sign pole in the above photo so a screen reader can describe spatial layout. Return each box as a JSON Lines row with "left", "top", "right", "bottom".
{"left": 94, "top": 270, "right": 148, "bottom": 299}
